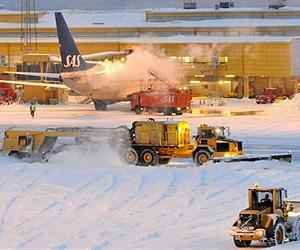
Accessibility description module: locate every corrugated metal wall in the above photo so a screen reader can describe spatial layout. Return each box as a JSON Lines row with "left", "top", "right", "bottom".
{"left": 291, "top": 39, "right": 300, "bottom": 77}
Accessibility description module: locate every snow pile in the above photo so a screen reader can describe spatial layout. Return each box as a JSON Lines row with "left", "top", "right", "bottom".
{"left": 265, "top": 93, "right": 300, "bottom": 115}
{"left": 50, "top": 139, "right": 123, "bottom": 169}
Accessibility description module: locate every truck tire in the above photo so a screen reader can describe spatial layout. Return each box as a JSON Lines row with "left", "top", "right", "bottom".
{"left": 140, "top": 148, "right": 158, "bottom": 166}
{"left": 134, "top": 106, "right": 142, "bottom": 115}
{"left": 163, "top": 108, "right": 172, "bottom": 116}
{"left": 175, "top": 110, "right": 183, "bottom": 115}
{"left": 233, "top": 238, "right": 251, "bottom": 247}
{"left": 123, "top": 148, "right": 139, "bottom": 165}
{"left": 194, "top": 150, "right": 210, "bottom": 166}
{"left": 269, "top": 222, "right": 285, "bottom": 245}
{"left": 8, "top": 151, "right": 20, "bottom": 158}
{"left": 291, "top": 219, "right": 300, "bottom": 241}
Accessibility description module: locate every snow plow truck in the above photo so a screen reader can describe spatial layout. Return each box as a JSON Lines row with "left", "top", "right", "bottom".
{"left": 1, "top": 120, "right": 291, "bottom": 166}
{"left": 123, "top": 121, "right": 243, "bottom": 166}
{"left": 229, "top": 184, "right": 300, "bottom": 247}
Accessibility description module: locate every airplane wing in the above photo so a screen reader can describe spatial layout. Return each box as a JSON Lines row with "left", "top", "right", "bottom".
{"left": 0, "top": 80, "right": 70, "bottom": 90}
{"left": 81, "top": 50, "right": 133, "bottom": 60}
{"left": 48, "top": 50, "right": 133, "bottom": 62}
{"left": 4, "top": 71, "right": 60, "bottom": 79}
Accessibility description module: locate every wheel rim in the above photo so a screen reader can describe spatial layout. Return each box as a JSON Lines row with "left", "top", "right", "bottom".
{"left": 276, "top": 227, "right": 283, "bottom": 244}
{"left": 127, "top": 151, "right": 135, "bottom": 163}
{"left": 143, "top": 152, "right": 153, "bottom": 163}
{"left": 126, "top": 151, "right": 136, "bottom": 164}
{"left": 198, "top": 153, "right": 208, "bottom": 163}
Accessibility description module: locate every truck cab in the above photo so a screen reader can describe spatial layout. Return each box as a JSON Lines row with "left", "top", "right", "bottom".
{"left": 194, "top": 124, "right": 243, "bottom": 161}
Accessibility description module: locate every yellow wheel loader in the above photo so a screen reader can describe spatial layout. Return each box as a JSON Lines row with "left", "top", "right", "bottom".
{"left": 229, "top": 184, "right": 300, "bottom": 247}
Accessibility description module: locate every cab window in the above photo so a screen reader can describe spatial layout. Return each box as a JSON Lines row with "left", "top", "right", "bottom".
{"left": 253, "top": 191, "right": 273, "bottom": 206}
{"left": 276, "top": 191, "right": 282, "bottom": 209}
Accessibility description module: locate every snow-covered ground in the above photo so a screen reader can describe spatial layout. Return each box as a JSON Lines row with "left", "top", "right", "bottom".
{"left": 0, "top": 98, "right": 300, "bottom": 249}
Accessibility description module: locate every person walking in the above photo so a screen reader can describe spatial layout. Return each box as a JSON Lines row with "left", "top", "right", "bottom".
{"left": 30, "top": 102, "right": 36, "bottom": 118}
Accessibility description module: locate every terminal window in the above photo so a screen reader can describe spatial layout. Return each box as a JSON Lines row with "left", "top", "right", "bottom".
{"left": 0, "top": 55, "right": 7, "bottom": 67}
{"left": 219, "top": 2, "right": 234, "bottom": 8}
{"left": 219, "top": 56, "right": 229, "bottom": 64}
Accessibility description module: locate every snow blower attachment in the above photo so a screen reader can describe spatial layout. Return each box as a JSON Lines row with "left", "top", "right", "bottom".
{"left": 1, "top": 121, "right": 292, "bottom": 165}
{"left": 1, "top": 126, "right": 131, "bottom": 162}
{"left": 229, "top": 184, "right": 300, "bottom": 247}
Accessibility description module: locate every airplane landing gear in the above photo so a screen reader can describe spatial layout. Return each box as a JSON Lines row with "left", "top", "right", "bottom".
{"left": 93, "top": 100, "right": 107, "bottom": 111}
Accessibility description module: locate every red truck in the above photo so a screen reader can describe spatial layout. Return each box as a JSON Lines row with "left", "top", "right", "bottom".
{"left": 128, "top": 87, "right": 192, "bottom": 115}
{"left": 256, "top": 87, "right": 294, "bottom": 104}
{"left": 0, "top": 83, "right": 16, "bottom": 105}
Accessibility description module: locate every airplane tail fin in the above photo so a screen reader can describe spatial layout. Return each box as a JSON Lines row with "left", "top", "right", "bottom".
{"left": 55, "top": 12, "right": 91, "bottom": 72}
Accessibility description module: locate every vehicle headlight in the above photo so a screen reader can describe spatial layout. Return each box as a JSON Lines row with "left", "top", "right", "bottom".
{"left": 254, "top": 229, "right": 265, "bottom": 239}
{"left": 177, "top": 107, "right": 181, "bottom": 111}
{"left": 224, "top": 152, "right": 232, "bottom": 157}
{"left": 229, "top": 229, "right": 236, "bottom": 236}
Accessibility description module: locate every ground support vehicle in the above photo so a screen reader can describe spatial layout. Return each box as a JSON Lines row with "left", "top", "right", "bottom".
{"left": 229, "top": 184, "right": 300, "bottom": 247}
{"left": 122, "top": 121, "right": 244, "bottom": 166}
{"left": 1, "top": 121, "right": 292, "bottom": 166}
{"left": 1, "top": 126, "right": 131, "bottom": 162}
{"left": 123, "top": 121, "right": 291, "bottom": 166}
{"left": 0, "top": 83, "right": 16, "bottom": 105}
{"left": 128, "top": 87, "right": 192, "bottom": 115}
{"left": 256, "top": 87, "right": 294, "bottom": 104}
{"left": 0, "top": 122, "right": 243, "bottom": 165}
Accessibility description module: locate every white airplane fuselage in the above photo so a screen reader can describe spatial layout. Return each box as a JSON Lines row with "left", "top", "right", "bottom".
{"left": 61, "top": 65, "right": 141, "bottom": 101}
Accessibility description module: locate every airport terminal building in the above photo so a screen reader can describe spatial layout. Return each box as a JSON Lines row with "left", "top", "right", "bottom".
{"left": 1, "top": 1, "right": 300, "bottom": 101}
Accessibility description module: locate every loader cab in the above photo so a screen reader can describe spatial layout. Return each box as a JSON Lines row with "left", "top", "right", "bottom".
{"left": 248, "top": 185, "right": 286, "bottom": 214}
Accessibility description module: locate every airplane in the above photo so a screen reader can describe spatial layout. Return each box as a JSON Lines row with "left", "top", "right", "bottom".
{"left": 1, "top": 12, "right": 142, "bottom": 110}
